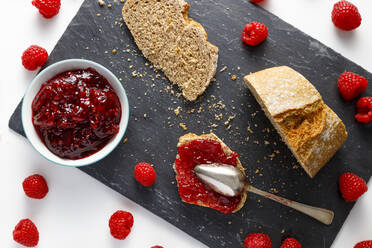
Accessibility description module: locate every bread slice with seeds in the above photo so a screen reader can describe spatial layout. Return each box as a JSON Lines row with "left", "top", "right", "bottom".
{"left": 174, "top": 133, "right": 247, "bottom": 213}
{"left": 122, "top": 0, "right": 218, "bottom": 101}
{"left": 244, "top": 66, "right": 348, "bottom": 178}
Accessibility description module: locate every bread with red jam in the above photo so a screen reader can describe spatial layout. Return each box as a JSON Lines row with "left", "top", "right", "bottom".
{"left": 174, "top": 133, "right": 247, "bottom": 213}
{"left": 122, "top": 0, "right": 218, "bottom": 101}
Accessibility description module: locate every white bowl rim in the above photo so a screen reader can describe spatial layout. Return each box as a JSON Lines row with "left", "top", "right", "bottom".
{"left": 21, "top": 59, "right": 130, "bottom": 167}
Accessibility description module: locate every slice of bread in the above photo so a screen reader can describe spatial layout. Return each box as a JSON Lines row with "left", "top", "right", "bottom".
{"left": 122, "top": 0, "right": 218, "bottom": 101}
{"left": 174, "top": 133, "right": 247, "bottom": 213}
{"left": 244, "top": 66, "right": 348, "bottom": 178}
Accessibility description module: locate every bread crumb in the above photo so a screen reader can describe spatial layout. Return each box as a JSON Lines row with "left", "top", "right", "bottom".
{"left": 107, "top": 3, "right": 112, "bottom": 7}
{"left": 112, "top": 49, "right": 117, "bottom": 54}
{"left": 264, "top": 140, "right": 270, "bottom": 145}
{"left": 215, "top": 113, "right": 223, "bottom": 121}
{"left": 271, "top": 188, "right": 279, "bottom": 194}
{"left": 174, "top": 106, "right": 181, "bottom": 116}
{"left": 179, "top": 123, "right": 187, "bottom": 130}
{"left": 98, "top": 0, "right": 105, "bottom": 6}
{"left": 123, "top": 138, "right": 128, "bottom": 143}
{"left": 186, "top": 108, "right": 195, "bottom": 114}
{"left": 247, "top": 126, "right": 254, "bottom": 134}
{"left": 231, "top": 74, "right": 237, "bottom": 81}
{"left": 96, "top": 13, "right": 101, "bottom": 16}
{"left": 219, "top": 66, "right": 227, "bottom": 72}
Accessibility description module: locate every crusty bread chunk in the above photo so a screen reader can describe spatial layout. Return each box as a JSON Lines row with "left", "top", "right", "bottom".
{"left": 244, "top": 66, "right": 348, "bottom": 178}
{"left": 175, "top": 133, "right": 247, "bottom": 213}
{"left": 122, "top": 0, "right": 218, "bottom": 101}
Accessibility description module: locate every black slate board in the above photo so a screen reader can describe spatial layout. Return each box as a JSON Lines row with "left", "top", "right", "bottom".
{"left": 9, "top": 0, "right": 372, "bottom": 247}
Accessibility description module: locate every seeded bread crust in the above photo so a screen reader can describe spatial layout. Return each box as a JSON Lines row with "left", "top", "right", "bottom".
{"left": 122, "top": 0, "right": 218, "bottom": 101}
{"left": 244, "top": 66, "right": 348, "bottom": 178}
{"left": 174, "top": 133, "right": 247, "bottom": 213}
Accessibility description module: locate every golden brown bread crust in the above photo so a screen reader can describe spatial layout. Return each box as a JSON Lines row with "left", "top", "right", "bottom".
{"left": 174, "top": 133, "right": 247, "bottom": 213}
{"left": 244, "top": 66, "right": 348, "bottom": 178}
{"left": 122, "top": 0, "right": 218, "bottom": 101}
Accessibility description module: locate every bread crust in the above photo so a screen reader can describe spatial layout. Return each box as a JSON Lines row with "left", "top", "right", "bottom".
{"left": 122, "top": 0, "right": 218, "bottom": 101}
{"left": 174, "top": 133, "right": 247, "bottom": 213}
{"left": 244, "top": 66, "right": 348, "bottom": 178}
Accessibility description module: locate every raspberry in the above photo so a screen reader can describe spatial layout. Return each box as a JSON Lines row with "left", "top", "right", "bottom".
{"left": 355, "top": 241, "right": 372, "bottom": 248}
{"left": 134, "top": 162, "right": 157, "bottom": 186}
{"left": 355, "top": 97, "right": 372, "bottom": 124}
{"left": 250, "top": 0, "right": 264, "bottom": 3}
{"left": 13, "top": 219, "right": 39, "bottom": 247}
{"left": 337, "top": 72, "right": 368, "bottom": 100}
{"left": 339, "top": 172, "right": 368, "bottom": 202}
{"left": 22, "top": 45, "right": 48, "bottom": 71}
{"left": 242, "top": 22, "right": 268, "bottom": 46}
{"left": 151, "top": 246, "right": 164, "bottom": 248}
{"left": 244, "top": 233, "right": 272, "bottom": 248}
{"left": 109, "top": 210, "right": 134, "bottom": 240}
{"left": 22, "top": 174, "right": 49, "bottom": 199}
{"left": 332, "top": 0, "right": 361, "bottom": 31}
{"left": 32, "top": 0, "right": 61, "bottom": 18}
{"left": 280, "top": 238, "right": 302, "bottom": 248}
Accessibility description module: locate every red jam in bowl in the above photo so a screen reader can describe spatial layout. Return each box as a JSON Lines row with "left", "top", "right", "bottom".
{"left": 175, "top": 139, "right": 242, "bottom": 214}
{"left": 31, "top": 67, "right": 121, "bottom": 160}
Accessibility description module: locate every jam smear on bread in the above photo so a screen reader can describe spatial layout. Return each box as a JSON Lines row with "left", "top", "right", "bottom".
{"left": 175, "top": 139, "right": 243, "bottom": 214}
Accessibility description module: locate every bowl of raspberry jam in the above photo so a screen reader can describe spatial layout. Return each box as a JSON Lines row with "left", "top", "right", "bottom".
{"left": 22, "top": 59, "right": 129, "bottom": 166}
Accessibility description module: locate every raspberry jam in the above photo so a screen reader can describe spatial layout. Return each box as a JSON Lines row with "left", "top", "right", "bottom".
{"left": 175, "top": 139, "right": 242, "bottom": 214}
{"left": 32, "top": 67, "right": 121, "bottom": 160}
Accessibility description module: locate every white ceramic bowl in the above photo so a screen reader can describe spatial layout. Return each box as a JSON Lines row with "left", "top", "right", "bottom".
{"left": 22, "top": 59, "right": 130, "bottom": 167}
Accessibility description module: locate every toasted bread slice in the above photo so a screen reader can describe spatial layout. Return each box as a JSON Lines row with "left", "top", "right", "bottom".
{"left": 244, "top": 66, "right": 348, "bottom": 178}
{"left": 174, "top": 133, "right": 247, "bottom": 213}
{"left": 122, "top": 0, "right": 218, "bottom": 101}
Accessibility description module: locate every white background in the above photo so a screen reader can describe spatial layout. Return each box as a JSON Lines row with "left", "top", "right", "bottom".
{"left": 0, "top": 0, "right": 371, "bottom": 247}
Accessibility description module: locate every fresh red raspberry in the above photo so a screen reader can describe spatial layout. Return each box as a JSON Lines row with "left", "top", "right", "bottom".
{"left": 242, "top": 22, "right": 268, "bottom": 46}
{"left": 355, "top": 240, "right": 372, "bottom": 248}
{"left": 13, "top": 219, "right": 39, "bottom": 247}
{"left": 355, "top": 97, "right": 372, "bottom": 124}
{"left": 32, "top": 0, "right": 61, "bottom": 18}
{"left": 280, "top": 238, "right": 302, "bottom": 248}
{"left": 134, "top": 162, "right": 157, "bottom": 186}
{"left": 244, "top": 233, "right": 272, "bottom": 248}
{"left": 109, "top": 210, "right": 134, "bottom": 240}
{"left": 332, "top": 0, "right": 361, "bottom": 31}
{"left": 151, "top": 246, "right": 164, "bottom": 248}
{"left": 22, "top": 174, "right": 49, "bottom": 199}
{"left": 250, "top": 0, "right": 264, "bottom": 3}
{"left": 337, "top": 72, "right": 368, "bottom": 100}
{"left": 339, "top": 172, "right": 368, "bottom": 202}
{"left": 22, "top": 45, "right": 48, "bottom": 71}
